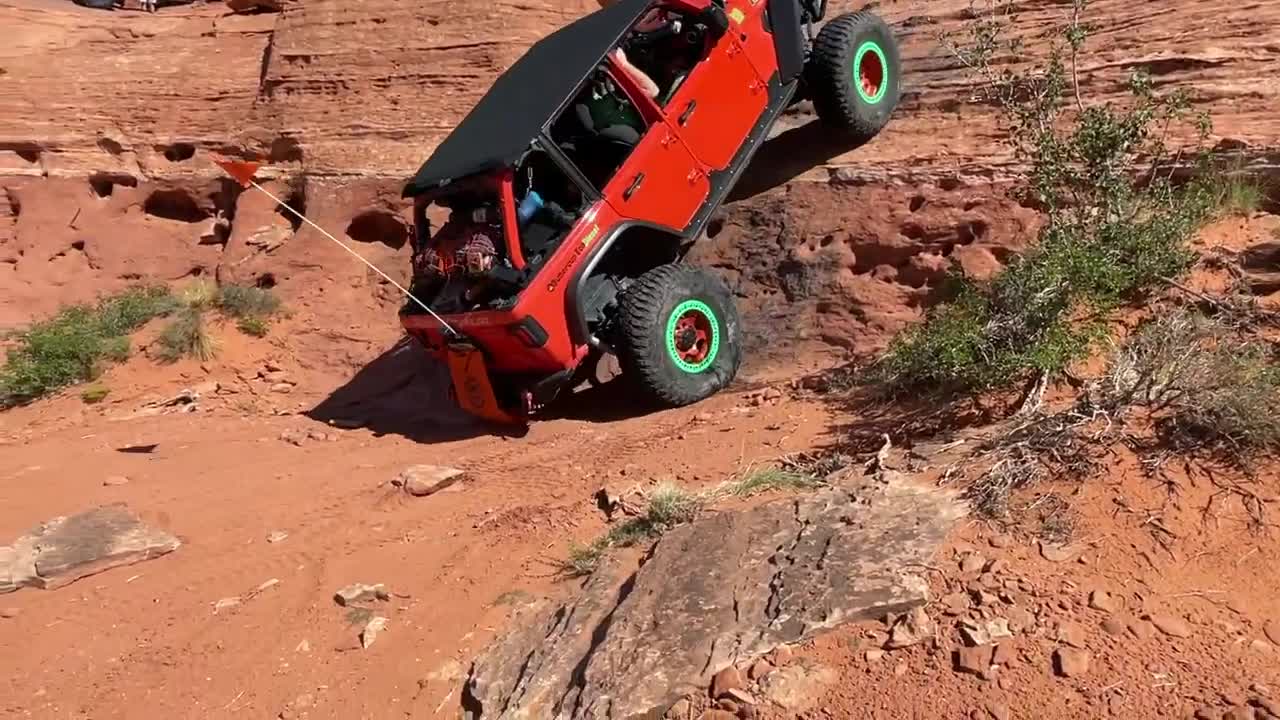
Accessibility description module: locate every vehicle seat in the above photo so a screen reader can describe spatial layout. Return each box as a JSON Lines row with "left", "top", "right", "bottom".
{"left": 659, "top": 72, "right": 689, "bottom": 106}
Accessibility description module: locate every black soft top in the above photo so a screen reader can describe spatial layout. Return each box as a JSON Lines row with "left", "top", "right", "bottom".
{"left": 403, "top": 0, "right": 652, "bottom": 198}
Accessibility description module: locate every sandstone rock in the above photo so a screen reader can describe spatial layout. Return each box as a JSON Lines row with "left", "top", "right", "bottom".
{"left": 270, "top": 382, "right": 294, "bottom": 394}
{"left": 991, "top": 642, "right": 1016, "bottom": 666}
{"left": 696, "top": 711, "right": 736, "bottom": 720}
{"left": 1006, "top": 607, "right": 1036, "bottom": 634}
{"left": 1038, "top": 541, "right": 1078, "bottom": 563}
{"left": 665, "top": 698, "right": 692, "bottom": 718}
{"left": 279, "top": 429, "right": 306, "bottom": 447}
{"left": 1129, "top": 619, "right": 1157, "bottom": 640}
{"left": 333, "top": 583, "right": 389, "bottom": 606}
{"left": 103, "top": 475, "right": 130, "bottom": 486}
{"left": 0, "top": 607, "right": 20, "bottom": 619}
{"left": 1054, "top": 647, "right": 1091, "bottom": 677}
{"left": 710, "top": 667, "right": 743, "bottom": 698}
{"left": 988, "top": 535, "right": 1013, "bottom": 549}
{"left": 1252, "top": 696, "right": 1280, "bottom": 716}
{"left": 0, "top": 504, "right": 180, "bottom": 594}
{"left": 226, "top": 0, "right": 285, "bottom": 13}
{"left": 1088, "top": 590, "right": 1122, "bottom": 613}
{"left": 213, "top": 597, "right": 241, "bottom": 613}
{"left": 1148, "top": 614, "right": 1193, "bottom": 638}
{"left": 1101, "top": 617, "right": 1129, "bottom": 636}
{"left": 395, "top": 465, "right": 465, "bottom": 497}
{"left": 1056, "top": 621, "right": 1088, "bottom": 649}
{"left": 461, "top": 475, "right": 963, "bottom": 719}
{"left": 360, "top": 616, "right": 388, "bottom": 649}
{"left": 955, "top": 644, "right": 994, "bottom": 678}
{"left": 721, "top": 688, "right": 755, "bottom": 706}
{"left": 984, "top": 701, "right": 1011, "bottom": 720}
{"left": 768, "top": 645, "right": 793, "bottom": 667}
{"left": 1224, "top": 707, "right": 1257, "bottom": 720}
{"left": 748, "top": 659, "right": 774, "bottom": 681}
{"left": 960, "top": 553, "right": 986, "bottom": 574}
{"left": 266, "top": 531, "right": 289, "bottom": 544}
{"left": 886, "top": 606, "right": 935, "bottom": 649}
{"left": 865, "top": 649, "right": 886, "bottom": 663}
{"left": 1196, "top": 707, "right": 1223, "bottom": 720}
{"left": 941, "top": 592, "right": 970, "bottom": 616}
{"left": 757, "top": 662, "right": 836, "bottom": 712}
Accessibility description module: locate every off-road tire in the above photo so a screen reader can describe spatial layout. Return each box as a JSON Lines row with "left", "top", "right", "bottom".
{"left": 617, "top": 264, "right": 743, "bottom": 407}
{"left": 806, "top": 11, "right": 901, "bottom": 141}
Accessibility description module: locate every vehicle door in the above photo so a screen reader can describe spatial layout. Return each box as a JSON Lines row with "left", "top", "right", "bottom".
{"left": 602, "top": 84, "right": 710, "bottom": 230}
{"left": 659, "top": 8, "right": 769, "bottom": 171}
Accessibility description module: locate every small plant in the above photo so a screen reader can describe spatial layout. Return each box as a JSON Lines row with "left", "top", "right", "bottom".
{"left": 156, "top": 307, "right": 218, "bottom": 363}
{"left": 719, "top": 467, "right": 823, "bottom": 497}
{"left": 237, "top": 316, "right": 269, "bottom": 338}
{"left": 215, "top": 284, "right": 283, "bottom": 337}
{"left": 880, "top": 0, "right": 1218, "bottom": 392}
{"left": 0, "top": 285, "right": 176, "bottom": 407}
{"left": 1214, "top": 172, "right": 1266, "bottom": 218}
{"left": 80, "top": 385, "right": 110, "bottom": 404}
{"left": 216, "top": 284, "right": 282, "bottom": 320}
{"left": 1106, "top": 308, "right": 1280, "bottom": 453}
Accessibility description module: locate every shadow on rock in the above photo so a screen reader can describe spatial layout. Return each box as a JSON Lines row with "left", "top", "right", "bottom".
{"left": 306, "top": 336, "right": 529, "bottom": 442}
{"left": 727, "top": 118, "right": 872, "bottom": 203}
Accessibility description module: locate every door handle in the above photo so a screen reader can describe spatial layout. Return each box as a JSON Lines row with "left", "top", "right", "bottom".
{"left": 679, "top": 100, "right": 697, "bottom": 125}
{"left": 623, "top": 172, "right": 645, "bottom": 200}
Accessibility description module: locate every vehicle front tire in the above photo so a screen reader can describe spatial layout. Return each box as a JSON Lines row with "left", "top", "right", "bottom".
{"left": 806, "top": 11, "right": 902, "bottom": 142}
{"left": 617, "top": 264, "right": 743, "bottom": 408}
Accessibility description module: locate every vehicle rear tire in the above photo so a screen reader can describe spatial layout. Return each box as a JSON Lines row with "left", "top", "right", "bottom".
{"left": 617, "top": 264, "right": 743, "bottom": 408}
{"left": 806, "top": 11, "right": 901, "bottom": 142}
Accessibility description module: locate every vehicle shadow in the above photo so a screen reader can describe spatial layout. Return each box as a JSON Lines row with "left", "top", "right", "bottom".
{"left": 306, "top": 336, "right": 531, "bottom": 442}
{"left": 726, "top": 117, "right": 872, "bottom": 203}
{"left": 306, "top": 338, "right": 666, "bottom": 441}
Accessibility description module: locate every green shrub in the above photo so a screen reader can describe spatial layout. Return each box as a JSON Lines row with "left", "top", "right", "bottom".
{"left": 881, "top": 0, "right": 1217, "bottom": 392}
{"left": 236, "top": 316, "right": 269, "bottom": 338}
{"left": 156, "top": 307, "right": 217, "bottom": 363}
{"left": 80, "top": 386, "right": 110, "bottom": 404}
{"left": 0, "top": 286, "right": 176, "bottom": 407}
{"left": 215, "top": 284, "right": 282, "bottom": 320}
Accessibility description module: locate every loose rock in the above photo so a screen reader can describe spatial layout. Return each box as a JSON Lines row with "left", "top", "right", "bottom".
{"left": 395, "top": 465, "right": 466, "bottom": 497}
{"left": 1148, "top": 614, "right": 1193, "bottom": 638}
{"left": 0, "top": 607, "right": 19, "bottom": 619}
{"left": 1089, "top": 590, "right": 1122, "bottom": 613}
{"left": 992, "top": 642, "right": 1016, "bottom": 666}
{"left": 985, "top": 701, "right": 1011, "bottom": 720}
{"left": 1038, "top": 540, "right": 1078, "bottom": 562}
{"left": 710, "top": 666, "right": 743, "bottom": 698}
{"left": 360, "top": 616, "right": 388, "bottom": 649}
{"left": 955, "top": 644, "right": 994, "bottom": 678}
{"left": 748, "top": 659, "right": 774, "bottom": 681}
{"left": 1128, "top": 619, "right": 1157, "bottom": 640}
{"left": 942, "top": 592, "right": 970, "bottom": 616}
{"left": 1057, "top": 620, "right": 1088, "bottom": 649}
{"left": 886, "top": 606, "right": 935, "bottom": 649}
{"left": 103, "top": 475, "right": 130, "bottom": 486}
{"left": 1224, "top": 708, "right": 1257, "bottom": 720}
{"left": 279, "top": 429, "right": 306, "bottom": 447}
{"left": 768, "top": 645, "right": 793, "bottom": 667}
{"left": 1194, "top": 707, "right": 1222, "bottom": 720}
{"left": 865, "top": 649, "right": 885, "bottom": 663}
{"left": 722, "top": 687, "right": 755, "bottom": 706}
{"left": 1006, "top": 607, "right": 1036, "bottom": 634}
{"left": 1054, "top": 647, "right": 1091, "bottom": 677}
{"left": 988, "top": 535, "right": 1013, "bottom": 549}
{"left": 333, "top": 583, "right": 390, "bottom": 606}
{"left": 1101, "top": 617, "right": 1129, "bottom": 636}
{"left": 758, "top": 662, "right": 836, "bottom": 713}
{"left": 960, "top": 553, "right": 986, "bottom": 574}
{"left": 696, "top": 711, "right": 737, "bottom": 720}
{"left": 266, "top": 531, "right": 289, "bottom": 544}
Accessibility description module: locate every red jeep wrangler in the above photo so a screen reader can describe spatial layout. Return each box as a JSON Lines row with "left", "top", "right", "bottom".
{"left": 400, "top": 0, "right": 901, "bottom": 424}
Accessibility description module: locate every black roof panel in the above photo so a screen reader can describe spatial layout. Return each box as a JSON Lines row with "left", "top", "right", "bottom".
{"left": 403, "top": 0, "right": 652, "bottom": 198}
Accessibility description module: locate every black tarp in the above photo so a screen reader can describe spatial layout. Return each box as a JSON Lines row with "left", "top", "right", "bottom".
{"left": 402, "top": 0, "right": 652, "bottom": 198}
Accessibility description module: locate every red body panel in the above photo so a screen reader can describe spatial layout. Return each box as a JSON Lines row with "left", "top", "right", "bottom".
{"left": 663, "top": 35, "right": 767, "bottom": 170}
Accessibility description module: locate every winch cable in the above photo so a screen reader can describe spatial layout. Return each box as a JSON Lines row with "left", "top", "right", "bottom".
{"left": 240, "top": 177, "right": 460, "bottom": 339}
